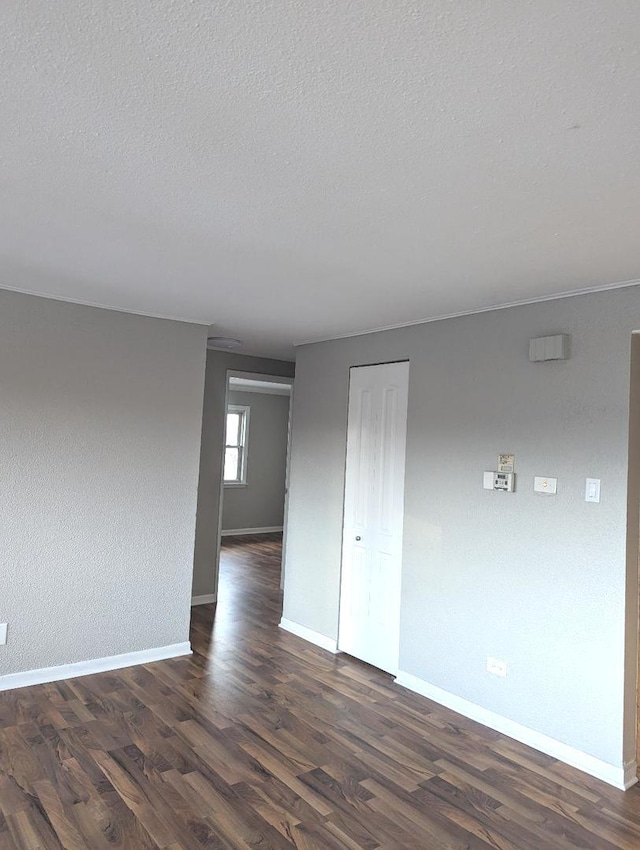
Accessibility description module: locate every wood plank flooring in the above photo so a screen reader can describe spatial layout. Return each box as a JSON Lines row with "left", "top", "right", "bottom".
{"left": 2, "top": 533, "right": 640, "bottom": 848}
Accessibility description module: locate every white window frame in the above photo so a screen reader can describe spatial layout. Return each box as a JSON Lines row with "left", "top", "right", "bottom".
{"left": 224, "top": 404, "right": 250, "bottom": 487}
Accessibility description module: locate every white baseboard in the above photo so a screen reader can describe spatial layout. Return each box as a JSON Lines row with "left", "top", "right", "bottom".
{"left": 221, "top": 526, "right": 283, "bottom": 537}
{"left": 0, "top": 642, "right": 192, "bottom": 693}
{"left": 279, "top": 618, "right": 338, "bottom": 654}
{"left": 395, "top": 671, "right": 637, "bottom": 791}
{"left": 191, "top": 594, "right": 217, "bottom": 606}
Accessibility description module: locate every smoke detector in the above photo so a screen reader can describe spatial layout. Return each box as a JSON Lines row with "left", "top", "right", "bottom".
{"left": 207, "top": 336, "right": 243, "bottom": 350}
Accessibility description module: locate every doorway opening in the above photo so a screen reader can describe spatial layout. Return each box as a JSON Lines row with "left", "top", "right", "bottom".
{"left": 215, "top": 371, "right": 294, "bottom": 614}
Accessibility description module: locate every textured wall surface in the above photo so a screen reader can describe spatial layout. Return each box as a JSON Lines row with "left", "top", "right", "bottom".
{"left": 193, "top": 352, "right": 295, "bottom": 598}
{"left": 0, "top": 290, "right": 207, "bottom": 677}
{"left": 2, "top": 2, "right": 640, "bottom": 356}
{"left": 222, "top": 390, "right": 290, "bottom": 532}
{"left": 284, "top": 286, "right": 640, "bottom": 768}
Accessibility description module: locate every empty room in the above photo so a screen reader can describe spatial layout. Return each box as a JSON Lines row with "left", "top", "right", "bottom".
{"left": 2, "top": 2, "right": 640, "bottom": 848}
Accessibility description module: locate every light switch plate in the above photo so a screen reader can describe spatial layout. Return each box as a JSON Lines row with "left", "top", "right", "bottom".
{"left": 0, "top": 624, "right": 7, "bottom": 645}
{"left": 585, "top": 478, "right": 601, "bottom": 503}
{"left": 534, "top": 476, "right": 557, "bottom": 495}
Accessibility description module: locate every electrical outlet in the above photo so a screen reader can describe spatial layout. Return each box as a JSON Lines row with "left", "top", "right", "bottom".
{"left": 487, "top": 656, "right": 507, "bottom": 677}
{"left": 0, "top": 624, "right": 7, "bottom": 645}
{"left": 534, "top": 476, "right": 557, "bottom": 495}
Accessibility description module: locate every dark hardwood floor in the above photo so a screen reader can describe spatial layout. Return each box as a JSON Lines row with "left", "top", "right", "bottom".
{"left": 2, "top": 534, "right": 640, "bottom": 848}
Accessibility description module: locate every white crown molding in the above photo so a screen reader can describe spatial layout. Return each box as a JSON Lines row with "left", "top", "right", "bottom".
{"left": 395, "top": 670, "right": 637, "bottom": 791}
{"left": 0, "top": 284, "right": 211, "bottom": 326}
{"left": 191, "top": 594, "right": 217, "bottom": 606}
{"left": 294, "top": 278, "right": 640, "bottom": 348}
{"left": 0, "top": 642, "right": 192, "bottom": 693}
{"left": 279, "top": 618, "right": 338, "bottom": 654}
{"left": 221, "top": 526, "right": 283, "bottom": 536}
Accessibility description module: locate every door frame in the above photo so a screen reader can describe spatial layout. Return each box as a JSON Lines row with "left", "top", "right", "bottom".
{"left": 627, "top": 335, "right": 640, "bottom": 777}
{"left": 213, "top": 370, "right": 295, "bottom": 592}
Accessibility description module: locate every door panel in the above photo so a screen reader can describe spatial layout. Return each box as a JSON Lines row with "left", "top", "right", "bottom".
{"left": 353, "top": 388, "right": 373, "bottom": 530}
{"left": 338, "top": 361, "right": 409, "bottom": 675}
{"left": 379, "top": 386, "right": 398, "bottom": 536}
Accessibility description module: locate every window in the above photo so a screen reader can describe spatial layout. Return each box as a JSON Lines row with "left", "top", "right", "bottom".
{"left": 224, "top": 405, "right": 250, "bottom": 485}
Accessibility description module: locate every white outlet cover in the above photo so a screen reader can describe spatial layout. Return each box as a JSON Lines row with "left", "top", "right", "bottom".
{"left": 486, "top": 656, "right": 507, "bottom": 677}
{"left": 0, "top": 624, "right": 7, "bottom": 645}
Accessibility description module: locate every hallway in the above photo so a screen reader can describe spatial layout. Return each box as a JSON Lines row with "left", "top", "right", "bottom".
{"left": 1, "top": 536, "right": 640, "bottom": 847}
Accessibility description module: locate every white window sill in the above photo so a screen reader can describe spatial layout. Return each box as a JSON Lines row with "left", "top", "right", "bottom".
{"left": 224, "top": 481, "right": 248, "bottom": 488}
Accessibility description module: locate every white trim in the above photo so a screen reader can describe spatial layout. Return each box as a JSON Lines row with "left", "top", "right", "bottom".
{"left": 294, "top": 277, "right": 640, "bottom": 347}
{"left": 279, "top": 618, "right": 338, "bottom": 654}
{"left": 395, "top": 671, "right": 637, "bottom": 791}
{"left": 221, "top": 526, "right": 283, "bottom": 536}
{"left": 191, "top": 594, "right": 217, "bottom": 606}
{"left": 227, "top": 371, "right": 294, "bottom": 384}
{"left": 0, "top": 642, "right": 192, "bottom": 693}
{"left": 229, "top": 377, "right": 292, "bottom": 396}
{"left": 0, "top": 284, "right": 210, "bottom": 326}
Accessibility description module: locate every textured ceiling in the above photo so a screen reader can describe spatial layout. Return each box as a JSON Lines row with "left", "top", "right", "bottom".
{"left": 2, "top": 1, "right": 639, "bottom": 358}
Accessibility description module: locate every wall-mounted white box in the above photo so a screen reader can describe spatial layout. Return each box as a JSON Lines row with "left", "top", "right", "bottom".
{"left": 529, "top": 334, "right": 570, "bottom": 362}
{"left": 0, "top": 624, "right": 7, "bottom": 645}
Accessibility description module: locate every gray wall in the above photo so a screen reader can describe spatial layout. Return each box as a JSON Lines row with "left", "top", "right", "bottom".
{"left": 192, "top": 352, "right": 295, "bottom": 598}
{"left": 222, "top": 390, "right": 290, "bottom": 532}
{"left": 283, "top": 286, "right": 640, "bottom": 770}
{"left": 0, "top": 290, "right": 207, "bottom": 677}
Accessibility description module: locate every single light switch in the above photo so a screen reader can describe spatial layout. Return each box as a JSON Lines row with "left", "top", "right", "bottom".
{"left": 534, "top": 476, "right": 557, "bottom": 495}
{"left": 0, "top": 624, "right": 7, "bottom": 645}
{"left": 585, "top": 478, "right": 601, "bottom": 503}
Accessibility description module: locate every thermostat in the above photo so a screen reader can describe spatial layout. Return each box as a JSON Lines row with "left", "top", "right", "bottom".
{"left": 483, "top": 471, "right": 515, "bottom": 492}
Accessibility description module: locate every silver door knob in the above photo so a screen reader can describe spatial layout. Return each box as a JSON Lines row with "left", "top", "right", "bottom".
{"left": 355, "top": 536, "right": 362, "bottom": 541}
